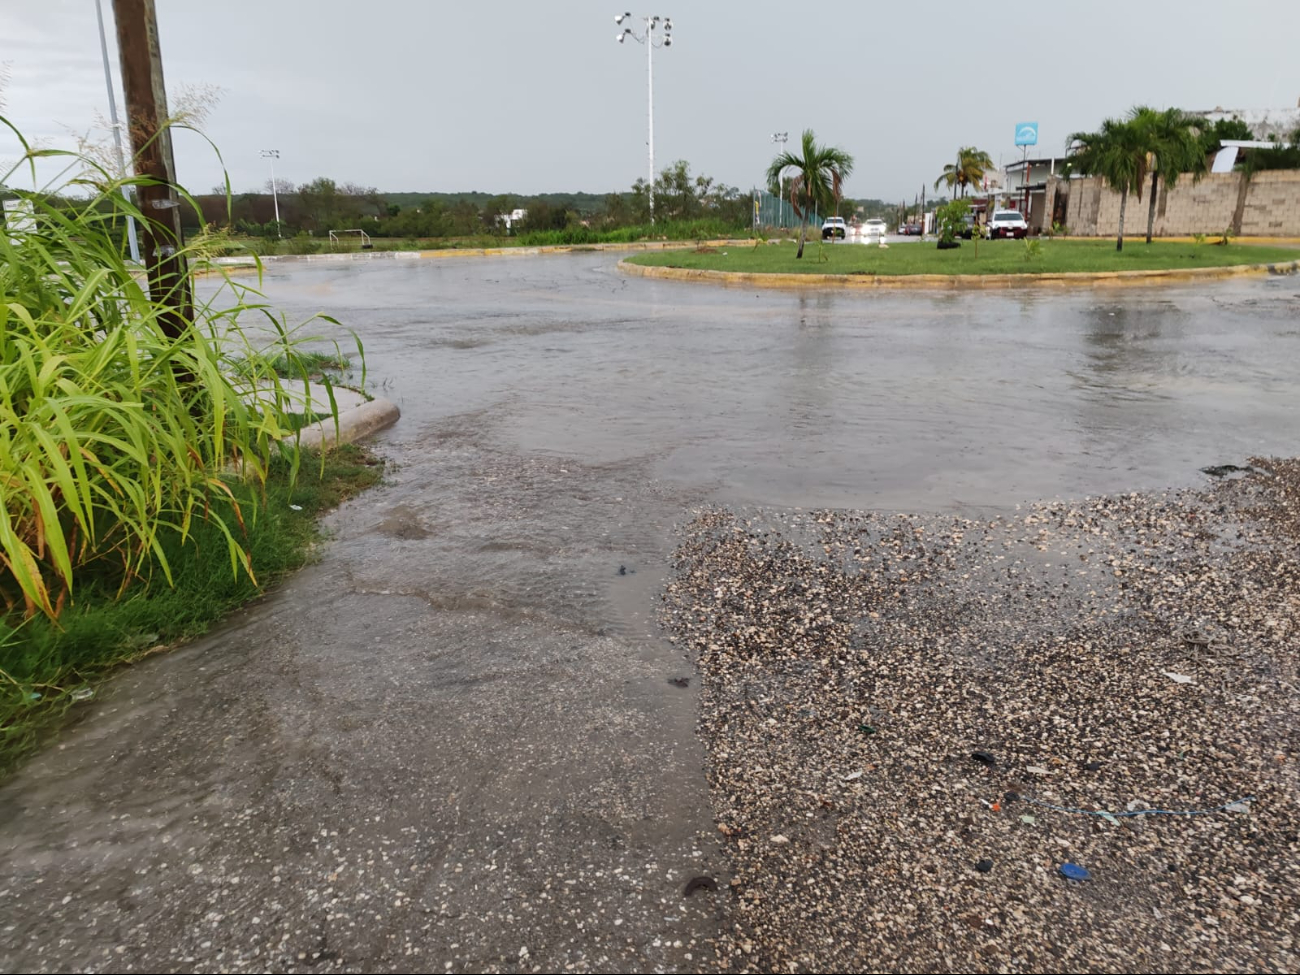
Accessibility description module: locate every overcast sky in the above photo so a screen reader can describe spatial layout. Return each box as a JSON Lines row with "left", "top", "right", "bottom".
{"left": 3, "top": 0, "right": 1299, "bottom": 201}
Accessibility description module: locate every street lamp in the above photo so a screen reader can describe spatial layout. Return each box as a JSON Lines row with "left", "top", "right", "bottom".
{"left": 614, "top": 12, "right": 673, "bottom": 224}
{"left": 260, "top": 149, "right": 281, "bottom": 236}
{"left": 771, "top": 132, "right": 788, "bottom": 227}
{"left": 94, "top": 0, "right": 139, "bottom": 262}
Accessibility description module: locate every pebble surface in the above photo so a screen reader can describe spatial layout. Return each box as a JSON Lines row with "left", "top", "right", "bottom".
{"left": 663, "top": 459, "right": 1300, "bottom": 973}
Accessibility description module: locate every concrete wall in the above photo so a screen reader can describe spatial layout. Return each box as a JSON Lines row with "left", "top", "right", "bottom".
{"left": 1060, "top": 170, "right": 1300, "bottom": 237}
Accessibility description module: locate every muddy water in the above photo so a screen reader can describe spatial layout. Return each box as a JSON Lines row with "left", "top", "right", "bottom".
{"left": 1, "top": 256, "right": 1297, "bottom": 973}
{"left": 251, "top": 257, "right": 1300, "bottom": 510}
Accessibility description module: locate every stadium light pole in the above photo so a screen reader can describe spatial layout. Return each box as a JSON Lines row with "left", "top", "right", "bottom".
{"left": 615, "top": 12, "right": 673, "bottom": 225}
{"left": 94, "top": 0, "right": 140, "bottom": 262}
{"left": 771, "top": 132, "right": 788, "bottom": 227}
{"left": 260, "top": 149, "right": 281, "bottom": 235}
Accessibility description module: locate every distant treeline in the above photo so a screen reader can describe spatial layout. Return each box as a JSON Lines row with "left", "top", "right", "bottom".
{"left": 176, "top": 160, "right": 907, "bottom": 240}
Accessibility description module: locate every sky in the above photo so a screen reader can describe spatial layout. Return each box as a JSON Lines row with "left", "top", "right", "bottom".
{"left": 3, "top": 0, "right": 1299, "bottom": 202}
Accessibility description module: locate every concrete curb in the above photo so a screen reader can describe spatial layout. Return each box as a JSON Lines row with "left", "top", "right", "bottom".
{"left": 208, "top": 239, "right": 761, "bottom": 271}
{"left": 296, "top": 396, "right": 400, "bottom": 450}
{"left": 617, "top": 257, "right": 1300, "bottom": 290}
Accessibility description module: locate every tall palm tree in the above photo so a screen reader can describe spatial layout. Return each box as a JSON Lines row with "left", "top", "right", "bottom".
{"left": 1063, "top": 118, "right": 1148, "bottom": 252}
{"left": 934, "top": 147, "right": 995, "bottom": 198}
{"left": 1130, "top": 106, "right": 1207, "bottom": 244}
{"left": 766, "top": 129, "right": 855, "bottom": 259}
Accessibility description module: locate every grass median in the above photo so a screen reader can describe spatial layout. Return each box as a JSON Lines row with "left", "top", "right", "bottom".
{"left": 625, "top": 238, "right": 1300, "bottom": 276}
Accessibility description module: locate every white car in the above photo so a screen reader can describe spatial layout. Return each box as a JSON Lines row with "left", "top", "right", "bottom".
{"left": 863, "top": 218, "right": 888, "bottom": 238}
{"left": 821, "top": 216, "right": 847, "bottom": 240}
{"left": 987, "top": 209, "right": 1029, "bottom": 239}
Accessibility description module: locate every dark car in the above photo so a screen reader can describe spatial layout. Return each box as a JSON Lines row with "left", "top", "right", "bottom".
{"left": 959, "top": 215, "right": 977, "bottom": 239}
{"left": 900, "top": 223, "right": 921, "bottom": 236}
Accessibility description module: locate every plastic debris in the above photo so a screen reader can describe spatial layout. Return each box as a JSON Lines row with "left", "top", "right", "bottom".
{"left": 1019, "top": 814, "right": 1037, "bottom": 825}
{"left": 69, "top": 687, "right": 94, "bottom": 702}
{"left": 770, "top": 835, "right": 790, "bottom": 845}
{"left": 975, "top": 859, "right": 994, "bottom": 873}
{"left": 1059, "top": 863, "right": 1090, "bottom": 882}
{"left": 1026, "top": 765, "right": 1050, "bottom": 776}
{"left": 289, "top": 503, "right": 303, "bottom": 511}
{"left": 971, "top": 751, "right": 996, "bottom": 768}
{"left": 842, "top": 770, "right": 864, "bottom": 782}
{"left": 1163, "top": 671, "right": 1194, "bottom": 684}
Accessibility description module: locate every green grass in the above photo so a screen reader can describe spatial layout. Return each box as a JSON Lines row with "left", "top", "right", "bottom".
{"left": 267, "top": 350, "right": 352, "bottom": 378}
{"left": 0, "top": 444, "right": 383, "bottom": 778}
{"left": 625, "top": 238, "right": 1300, "bottom": 276}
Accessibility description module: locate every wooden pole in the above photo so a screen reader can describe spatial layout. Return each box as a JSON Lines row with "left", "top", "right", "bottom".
{"left": 114, "top": 0, "right": 191, "bottom": 340}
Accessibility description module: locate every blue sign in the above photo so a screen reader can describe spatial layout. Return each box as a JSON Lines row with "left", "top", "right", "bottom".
{"left": 1015, "top": 122, "right": 1039, "bottom": 147}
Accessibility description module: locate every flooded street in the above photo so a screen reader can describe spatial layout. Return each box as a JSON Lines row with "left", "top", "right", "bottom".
{"left": 2, "top": 255, "right": 1298, "bottom": 974}
{"left": 260, "top": 256, "right": 1300, "bottom": 511}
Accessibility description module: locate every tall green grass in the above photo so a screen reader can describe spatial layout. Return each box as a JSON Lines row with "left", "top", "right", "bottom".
{"left": 0, "top": 116, "right": 360, "bottom": 618}
{"left": 1, "top": 115, "right": 376, "bottom": 774}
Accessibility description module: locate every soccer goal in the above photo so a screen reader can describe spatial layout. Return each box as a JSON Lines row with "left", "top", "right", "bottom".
{"left": 328, "top": 229, "right": 373, "bottom": 249}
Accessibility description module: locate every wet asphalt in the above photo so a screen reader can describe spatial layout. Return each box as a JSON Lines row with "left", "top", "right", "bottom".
{"left": 1, "top": 255, "right": 1298, "bottom": 973}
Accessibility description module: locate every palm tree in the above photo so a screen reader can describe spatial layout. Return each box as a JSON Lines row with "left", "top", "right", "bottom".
{"left": 766, "top": 129, "right": 855, "bottom": 259}
{"left": 1130, "top": 106, "right": 1207, "bottom": 244}
{"left": 1063, "top": 118, "right": 1148, "bottom": 252}
{"left": 934, "top": 147, "right": 995, "bottom": 198}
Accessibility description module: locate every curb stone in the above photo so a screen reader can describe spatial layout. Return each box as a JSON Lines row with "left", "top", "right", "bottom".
{"left": 617, "top": 257, "right": 1300, "bottom": 290}
{"left": 296, "top": 396, "right": 400, "bottom": 450}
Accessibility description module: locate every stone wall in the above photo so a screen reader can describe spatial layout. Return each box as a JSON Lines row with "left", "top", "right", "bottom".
{"left": 1060, "top": 170, "right": 1300, "bottom": 237}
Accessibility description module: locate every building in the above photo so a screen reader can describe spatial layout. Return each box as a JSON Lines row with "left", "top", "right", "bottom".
{"left": 1003, "top": 157, "right": 1065, "bottom": 234}
{"left": 1193, "top": 102, "right": 1300, "bottom": 142}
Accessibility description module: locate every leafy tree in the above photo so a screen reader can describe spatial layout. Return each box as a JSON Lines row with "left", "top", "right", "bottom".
{"left": 482, "top": 194, "right": 516, "bottom": 234}
{"left": 1064, "top": 117, "right": 1149, "bottom": 251}
{"left": 934, "top": 147, "right": 995, "bottom": 198}
{"left": 1242, "top": 125, "right": 1300, "bottom": 178}
{"left": 765, "top": 129, "right": 855, "bottom": 259}
{"left": 1196, "top": 115, "right": 1254, "bottom": 156}
{"left": 1131, "top": 106, "right": 1206, "bottom": 243}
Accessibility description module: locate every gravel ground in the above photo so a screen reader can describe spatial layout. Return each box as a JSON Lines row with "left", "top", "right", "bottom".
{"left": 663, "top": 459, "right": 1300, "bottom": 974}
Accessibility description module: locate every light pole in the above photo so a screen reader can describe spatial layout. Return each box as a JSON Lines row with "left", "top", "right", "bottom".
{"left": 260, "top": 149, "right": 281, "bottom": 235}
{"left": 771, "top": 132, "right": 788, "bottom": 227}
{"left": 615, "top": 12, "right": 673, "bottom": 225}
{"left": 94, "top": 0, "right": 140, "bottom": 263}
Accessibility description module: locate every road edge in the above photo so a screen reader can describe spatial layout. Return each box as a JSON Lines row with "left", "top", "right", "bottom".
{"left": 617, "top": 257, "right": 1300, "bottom": 289}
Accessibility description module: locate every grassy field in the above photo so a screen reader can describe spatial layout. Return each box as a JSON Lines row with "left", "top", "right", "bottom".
{"left": 0, "top": 445, "right": 383, "bottom": 778}
{"left": 625, "top": 238, "right": 1300, "bottom": 276}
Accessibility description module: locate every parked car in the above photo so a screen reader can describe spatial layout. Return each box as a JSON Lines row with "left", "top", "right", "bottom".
{"left": 821, "top": 216, "right": 847, "bottom": 240}
{"left": 899, "top": 222, "right": 921, "bottom": 236}
{"left": 987, "top": 209, "right": 1029, "bottom": 239}
{"left": 863, "top": 218, "right": 888, "bottom": 237}
{"left": 959, "top": 214, "right": 976, "bottom": 239}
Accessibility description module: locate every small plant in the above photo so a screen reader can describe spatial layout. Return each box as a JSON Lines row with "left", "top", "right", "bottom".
{"left": 1051, "top": 220, "right": 1069, "bottom": 237}
{"left": 1022, "top": 238, "right": 1043, "bottom": 261}
{"left": 1216, "top": 226, "right": 1236, "bottom": 246}
{"left": 934, "top": 199, "right": 969, "bottom": 249}
{"left": 1192, "top": 232, "right": 1206, "bottom": 245}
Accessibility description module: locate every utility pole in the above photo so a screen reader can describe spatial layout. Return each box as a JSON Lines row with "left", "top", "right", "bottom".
{"left": 114, "top": 0, "right": 191, "bottom": 340}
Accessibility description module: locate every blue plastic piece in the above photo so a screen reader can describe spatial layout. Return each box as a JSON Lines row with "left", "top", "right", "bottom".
{"left": 1059, "top": 862, "right": 1090, "bottom": 882}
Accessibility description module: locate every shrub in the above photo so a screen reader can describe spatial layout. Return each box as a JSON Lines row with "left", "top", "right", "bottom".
{"left": 0, "top": 115, "right": 359, "bottom": 619}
